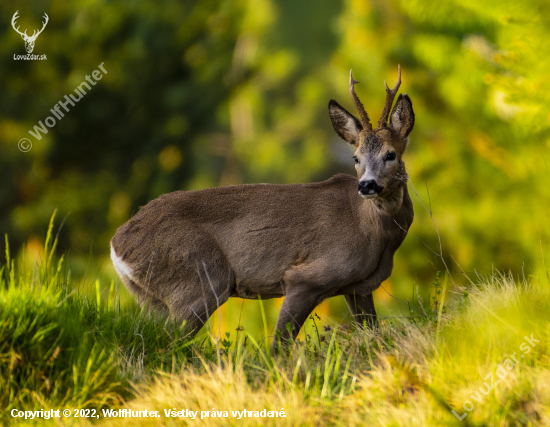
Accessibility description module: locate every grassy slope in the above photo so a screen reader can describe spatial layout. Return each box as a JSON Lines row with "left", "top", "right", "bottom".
{"left": 2, "top": 219, "right": 550, "bottom": 425}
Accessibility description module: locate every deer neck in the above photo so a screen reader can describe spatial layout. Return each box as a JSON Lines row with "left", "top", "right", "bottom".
{"left": 356, "top": 179, "right": 410, "bottom": 233}
{"left": 356, "top": 182, "right": 410, "bottom": 242}
{"left": 370, "top": 161, "right": 410, "bottom": 217}
{"left": 372, "top": 184, "right": 406, "bottom": 216}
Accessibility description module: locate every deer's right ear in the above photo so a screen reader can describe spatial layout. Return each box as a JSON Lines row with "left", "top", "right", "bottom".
{"left": 329, "top": 100, "right": 362, "bottom": 145}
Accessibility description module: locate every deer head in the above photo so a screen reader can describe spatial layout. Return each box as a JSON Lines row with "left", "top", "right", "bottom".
{"left": 329, "top": 65, "right": 415, "bottom": 200}
{"left": 12, "top": 11, "right": 49, "bottom": 54}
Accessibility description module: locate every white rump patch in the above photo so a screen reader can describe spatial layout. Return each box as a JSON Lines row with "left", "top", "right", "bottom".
{"left": 110, "top": 244, "right": 136, "bottom": 283}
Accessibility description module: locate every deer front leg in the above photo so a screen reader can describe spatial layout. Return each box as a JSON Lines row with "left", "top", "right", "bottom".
{"left": 345, "top": 292, "right": 377, "bottom": 329}
{"left": 344, "top": 248, "right": 395, "bottom": 329}
{"left": 273, "top": 288, "right": 324, "bottom": 349}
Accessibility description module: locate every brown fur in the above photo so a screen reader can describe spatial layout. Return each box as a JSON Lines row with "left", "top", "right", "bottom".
{"left": 111, "top": 70, "right": 415, "bottom": 346}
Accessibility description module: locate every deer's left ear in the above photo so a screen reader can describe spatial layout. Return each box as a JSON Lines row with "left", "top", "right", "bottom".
{"left": 390, "top": 94, "right": 414, "bottom": 139}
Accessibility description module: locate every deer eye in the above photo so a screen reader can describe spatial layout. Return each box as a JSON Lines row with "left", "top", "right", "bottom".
{"left": 385, "top": 152, "right": 396, "bottom": 161}
{"left": 353, "top": 156, "right": 359, "bottom": 164}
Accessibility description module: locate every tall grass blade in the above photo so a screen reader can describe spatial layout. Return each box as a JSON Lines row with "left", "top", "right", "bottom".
{"left": 44, "top": 209, "right": 57, "bottom": 269}
{"left": 257, "top": 295, "right": 270, "bottom": 351}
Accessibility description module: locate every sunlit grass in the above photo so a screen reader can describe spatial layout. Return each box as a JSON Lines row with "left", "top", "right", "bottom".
{"left": 2, "top": 214, "right": 550, "bottom": 425}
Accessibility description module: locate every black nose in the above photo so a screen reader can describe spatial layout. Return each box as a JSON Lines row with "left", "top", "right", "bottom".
{"left": 358, "top": 180, "right": 378, "bottom": 191}
{"left": 358, "top": 179, "right": 383, "bottom": 195}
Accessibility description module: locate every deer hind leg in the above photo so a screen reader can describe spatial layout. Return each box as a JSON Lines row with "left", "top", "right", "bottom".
{"left": 163, "top": 254, "right": 235, "bottom": 335}
{"left": 112, "top": 235, "right": 235, "bottom": 335}
{"left": 126, "top": 277, "right": 170, "bottom": 316}
{"left": 345, "top": 292, "right": 377, "bottom": 329}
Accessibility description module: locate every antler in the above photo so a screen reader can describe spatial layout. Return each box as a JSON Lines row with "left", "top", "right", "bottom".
{"left": 377, "top": 64, "right": 401, "bottom": 130}
{"left": 11, "top": 11, "right": 28, "bottom": 37}
{"left": 30, "top": 13, "right": 49, "bottom": 39}
{"left": 11, "top": 11, "right": 49, "bottom": 40}
{"left": 349, "top": 70, "right": 372, "bottom": 132}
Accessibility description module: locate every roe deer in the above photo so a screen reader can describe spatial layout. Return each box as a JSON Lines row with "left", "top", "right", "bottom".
{"left": 111, "top": 66, "right": 415, "bottom": 346}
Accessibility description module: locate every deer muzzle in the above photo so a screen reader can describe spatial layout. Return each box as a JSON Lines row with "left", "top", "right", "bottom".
{"left": 358, "top": 179, "right": 384, "bottom": 198}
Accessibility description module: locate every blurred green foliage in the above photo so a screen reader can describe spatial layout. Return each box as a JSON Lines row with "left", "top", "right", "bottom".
{"left": 1, "top": 0, "right": 549, "bottom": 314}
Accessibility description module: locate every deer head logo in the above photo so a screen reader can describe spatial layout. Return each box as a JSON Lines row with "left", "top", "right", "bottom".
{"left": 11, "top": 11, "right": 49, "bottom": 54}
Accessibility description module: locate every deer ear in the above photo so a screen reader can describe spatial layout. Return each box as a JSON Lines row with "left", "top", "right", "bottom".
{"left": 390, "top": 94, "right": 415, "bottom": 139}
{"left": 329, "top": 100, "right": 362, "bottom": 145}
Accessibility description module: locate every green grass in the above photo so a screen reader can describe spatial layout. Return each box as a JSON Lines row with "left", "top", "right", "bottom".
{"left": 2, "top": 214, "right": 550, "bottom": 425}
